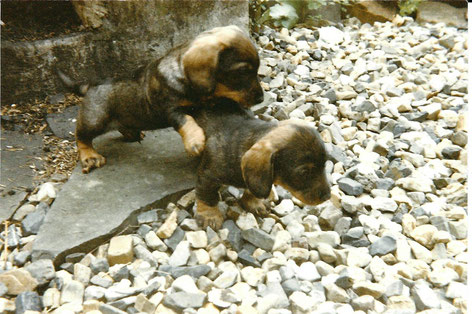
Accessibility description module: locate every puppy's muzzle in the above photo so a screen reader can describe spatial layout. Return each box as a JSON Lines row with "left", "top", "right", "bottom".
{"left": 252, "top": 84, "right": 264, "bottom": 104}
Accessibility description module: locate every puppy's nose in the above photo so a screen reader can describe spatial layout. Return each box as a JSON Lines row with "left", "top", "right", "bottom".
{"left": 255, "top": 93, "right": 264, "bottom": 104}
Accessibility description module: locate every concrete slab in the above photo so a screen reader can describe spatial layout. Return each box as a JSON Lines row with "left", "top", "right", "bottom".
{"left": 32, "top": 128, "right": 198, "bottom": 264}
{"left": 1, "top": 130, "right": 44, "bottom": 221}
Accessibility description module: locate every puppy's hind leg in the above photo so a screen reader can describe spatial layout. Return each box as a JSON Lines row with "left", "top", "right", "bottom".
{"left": 239, "top": 189, "right": 270, "bottom": 217}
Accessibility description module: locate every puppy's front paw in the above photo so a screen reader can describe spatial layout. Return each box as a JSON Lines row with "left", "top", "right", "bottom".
{"left": 80, "top": 151, "right": 106, "bottom": 174}
{"left": 195, "top": 200, "right": 224, "bottom": 230}
{"left": 183, "top": 127, "right": 205, "bottom": 156}
{"left": 179, "top": 115, "right": 206, "bottom": 156}
{"left": 240, "top": 190, "right": 270, "bottom": 217}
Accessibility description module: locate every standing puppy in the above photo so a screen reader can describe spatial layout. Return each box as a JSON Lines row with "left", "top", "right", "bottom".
{"left": 189, "top": 100, "right": 331, "bottom": 230}
{"left": 58, "top": 25, "right": 263, "bottom": 173}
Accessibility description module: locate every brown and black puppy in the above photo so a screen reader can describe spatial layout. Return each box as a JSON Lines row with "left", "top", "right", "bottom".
{"left": 188, "top": 100, "right": 331, "bottom": 230}
{"left": 57, "top": 25, "right": 263, "bottom": 173}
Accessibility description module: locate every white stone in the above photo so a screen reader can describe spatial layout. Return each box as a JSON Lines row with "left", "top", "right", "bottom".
{"left": 347, "top": 248, "right": 372, "bottom": 268}
{"left": 186, "top": 231, "right": 208, "bottom": 249}
{"left": 369, "top": 197, "right": 398, "bottom": 213}
{"left": 236, "top": 213, "right": 258, "bottom": 230}
{"left": 296, "top": 262, "right": 321, "bottom": 281}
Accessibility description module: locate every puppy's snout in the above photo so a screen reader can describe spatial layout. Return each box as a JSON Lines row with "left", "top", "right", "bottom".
{"left": 253, "top": 88, "right": 264, "bottom": 104}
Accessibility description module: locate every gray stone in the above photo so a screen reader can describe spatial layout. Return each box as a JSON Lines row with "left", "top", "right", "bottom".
{"left": 21, "top": 207, "right": 47, "bottom": 236}
{"left": 376, "top": 178, "right": 395, "bottom": 190}
{"left": 223, "top": 220, "right": 243, "bottom": 251}
{"left": 109, "top": 265, "right": 129, "bottom": 282}
{"left": 15, "top": 291, "right": 43, "bottom": 314}
{"left": 166, "top": 265, "right": 211, "bottom": 279}
{"left": 90, "top": 258, "right": 109, "bottom": 274}
{"left": 164, "top": 227, "right": 185, "bottom": 252}
{"left": 337, "top": 177, "right": 363, "bottom": 196}
{"left": 238, "top": 249, "right": 261, "bottom": 268}
{"left": 282, "top": 278, "right": 301, "bottom": 295}
{"left": 163, "top": 292, "right": 206, "bottom": 310}
{"left": 14, "top": 251, "right": 31, "bottom": 267}
{"left": 99, "top": 303, "right": 128, "bottom": 314}
{"left": 134, "top": 245, "right": 158, "bottom": 267}
{"left": 369, "top": 236, "right": 397, "bottom": 256}
{"left": 241, "top": 228, "right": 275, "bottom": 251}
{"left": 32, "top": 129, "right": 197, "bottom": 263}
{"left": 441, "top": 146, "right": 462, "bottom": 160}
{"left": 25, "top": 259, "right": 56, "bottom": 286}
{"left": 90, "top": 275, "right": 113, "bottom": 288}
{"left": 323, "top": 88, "right": 337, "bottom": 104}
{"left": 451, "top": 131, "right": 468, "bottom": 147}
{"left": 137, "top": 209, "right": 158, "bottom": 224}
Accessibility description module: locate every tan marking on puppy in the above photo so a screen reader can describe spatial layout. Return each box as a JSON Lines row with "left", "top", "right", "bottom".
{"left": 241, "top": 123, "right": 298, "bottom": 198}
{"left": 213, "top": 83, "right": 249, "bottom": 107}
{"left": 145, "top": 75, "right": 161, "bottom": 104}
{"left": 195, "top": 199, "right": 224, "bottom": 230}
{"left": 178, "top": 115, "right": 206, "bottom": 156}
{"left": 178, "top": 99, "right": 194, "bottom": 107}
{"left": 182, "top": 26, "right": 258, "bottom": 93}
{"left": 77, "top": 139, "right": 106, "bottom": 174}
{"left": 239, "top": 189, "right": 270, "bottom": 217}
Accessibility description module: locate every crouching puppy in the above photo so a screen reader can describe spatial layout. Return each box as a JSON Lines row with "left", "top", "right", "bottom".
{"left": 57, "top": 25, "right": 263, "bottom": 173}
{"left": 190, "top": 100, "right": 331, "bottom": 230}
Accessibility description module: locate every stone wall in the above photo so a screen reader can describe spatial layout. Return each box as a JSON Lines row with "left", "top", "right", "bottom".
{"left": 1, "top": 0, "right": 249, "bottom": 105}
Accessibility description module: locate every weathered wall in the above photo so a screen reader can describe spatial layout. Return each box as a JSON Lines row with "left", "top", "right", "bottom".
{"left": 1, "top": 0, "right": 249, "bottom": 105}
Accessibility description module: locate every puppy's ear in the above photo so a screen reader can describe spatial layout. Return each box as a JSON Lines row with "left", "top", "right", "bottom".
{"left": 241, "top": 122, "right": 299, "bottom": 198}
{"left": 182, "top": 25, "right": 246, "bottom": 95}
{"left": 182, "top": 39, "right": 222, "bottom": 95}
{"left": 241, "top": 140, "right": 274, "bottom": 199}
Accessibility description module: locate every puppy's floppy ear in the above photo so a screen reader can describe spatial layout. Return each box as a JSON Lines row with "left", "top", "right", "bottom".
{"left": 241, "top": 141, "right": 275, "bottom": 199}
{"left": 182, "top": 39, "right": 221, "bottom": 95}
{"left": 241, "top": 123, "right": 295, "bottom": 198}
{"left": 182, "top": 25, "right": 246, "bottom": 95}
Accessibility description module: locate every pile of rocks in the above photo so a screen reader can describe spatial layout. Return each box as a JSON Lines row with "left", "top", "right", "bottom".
{"left": 0, "top": 16, "right": 468, "bottom": 314}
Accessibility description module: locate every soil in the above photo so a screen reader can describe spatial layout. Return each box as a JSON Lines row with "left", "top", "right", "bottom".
{"left": 1, "top": 93, "right": 81, "bottom": 181}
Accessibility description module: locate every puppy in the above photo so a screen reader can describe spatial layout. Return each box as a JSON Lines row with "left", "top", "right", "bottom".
{"left": 57, "top": 25, "right": 264, "bottom": 173}
{"left": 188, "top": 100, "right": 331, "bottom": 230}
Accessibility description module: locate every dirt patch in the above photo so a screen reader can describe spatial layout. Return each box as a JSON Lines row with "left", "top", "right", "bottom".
{"left": 1, "top": 94, "right": 80, "bottom": 181}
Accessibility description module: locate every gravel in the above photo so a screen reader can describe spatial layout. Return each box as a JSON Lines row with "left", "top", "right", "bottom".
{"left": 0, "top": 14, "right": 468, "bottom": 314}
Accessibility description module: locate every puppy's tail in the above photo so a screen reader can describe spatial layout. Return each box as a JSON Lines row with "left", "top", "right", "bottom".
{"left": 56, "top": 69, "right": 90, "bottom": 96}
